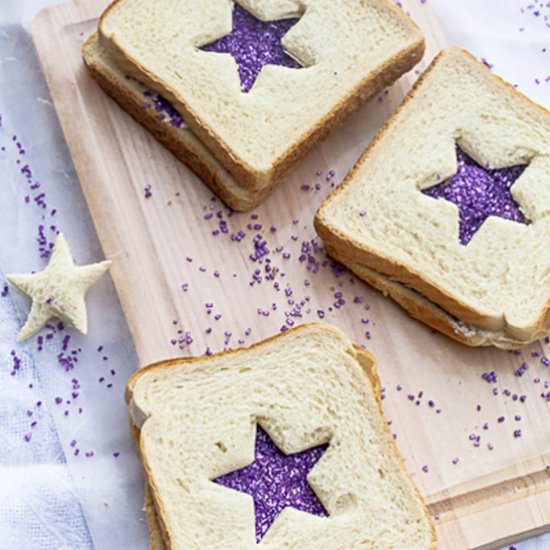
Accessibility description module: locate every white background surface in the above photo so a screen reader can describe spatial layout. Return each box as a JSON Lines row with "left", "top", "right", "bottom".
{"left": 0, "top": 0, "right": 549, "bottom": 548}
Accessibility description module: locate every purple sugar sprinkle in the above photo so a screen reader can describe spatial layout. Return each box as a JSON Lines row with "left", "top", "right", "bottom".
{"left": 144, "top": 184, "right": 153, "bottom": 199}
{"left": 201, "top": 5, "right": 301, "bottom": 93}
{"left": 422, "top": 146, "right": 528, "bottom": 245}
{"left": 421, "top": 465, "right": 429, "bottom": 473}
{"left": 10, "top": 351, "right": 22, "bottom": 376}
{"left": 214, "top": 427, "right": 327, "bottom": 542}
{"left": 141, "top": 82, "right": 187, "bottom": 128}
{"left": 482, "top": 370, "right": 498, "bottom": 384}
{"left": 515, "top": 362, "right": 529, "bottom": 377}
{"left": 513, "top": 429, "right": 522, "bottom": 438}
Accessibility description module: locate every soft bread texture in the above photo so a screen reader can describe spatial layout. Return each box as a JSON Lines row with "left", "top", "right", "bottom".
{"left": 97, "top": 0, "right": 424, "bottom": 194}
{"left": 316, "top": 47, "right": 550, "bottom": 348}
{"left": 82, "top": 33, "right": 268, "bottom": 211}
{"left": 127, "top": 324, "right": 436, "bottom": 550}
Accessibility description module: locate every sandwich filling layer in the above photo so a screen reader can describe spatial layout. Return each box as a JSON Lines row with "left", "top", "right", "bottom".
{"left": 344, "top": 258, "right": 534, "bottom": 348}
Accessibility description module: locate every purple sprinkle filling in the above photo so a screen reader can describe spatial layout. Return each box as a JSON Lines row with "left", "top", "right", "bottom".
{"left": 422, "top": 146, "right": 528, "bottom": 245}
{"left": 214, "top": 427, "right": 327, "bottom": 542}
{"left": 150, "top": 94, "right": 184, "bottom": 128}
{"left": 201, "top": 5, "right": 302, "bottom": 93}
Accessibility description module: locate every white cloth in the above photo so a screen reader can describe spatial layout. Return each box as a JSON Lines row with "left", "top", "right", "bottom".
{"left": 0, "top": 1, "right": 548, "bottom": 549}
{"left": 0, "top": 9, "right": 147, "bottom": 550}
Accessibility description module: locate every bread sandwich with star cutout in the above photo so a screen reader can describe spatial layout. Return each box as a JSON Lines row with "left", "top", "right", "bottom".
{"left": 127, "top": 324, "right": 436, "bottom": 550}
{"left": 82, "top": 0, "right": 425, "bottom": 210}
{"left": 315, "top": 47, "right": 550, "bottom": 349}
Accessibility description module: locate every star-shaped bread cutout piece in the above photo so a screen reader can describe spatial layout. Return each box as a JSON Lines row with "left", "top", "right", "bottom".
{"left": 422, "top": 146, "right": 529, "bottom": 245}
{"left": 200, "top": 4, "right": 302, "bottom": 93}
{"left": 7, "top": 234, "right": 111, "bottom": 341}
{"left": 214, "top": 426, "right": 328, "bottom": 542}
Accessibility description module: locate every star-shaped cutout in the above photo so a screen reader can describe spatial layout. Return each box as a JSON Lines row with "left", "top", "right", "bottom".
{"left": 422, "top": 146, "right": 528, "bottom": 245}
{"left": 214, "top": 426, "right": 328, "bottom": 542}
{"left": 7, "top": 234, "right": 111, "bottom": 341}
{"left": 200, "top": 4, "right": 302, "bottom": 93}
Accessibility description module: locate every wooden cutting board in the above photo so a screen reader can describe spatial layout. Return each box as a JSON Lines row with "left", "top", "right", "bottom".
{"left": 32, "top": 1, "right": 550, "bottom": 548}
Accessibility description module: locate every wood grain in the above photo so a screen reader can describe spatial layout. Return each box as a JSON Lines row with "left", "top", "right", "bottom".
{"left": 33, "top": 1, "right": 550, "bottom": 548}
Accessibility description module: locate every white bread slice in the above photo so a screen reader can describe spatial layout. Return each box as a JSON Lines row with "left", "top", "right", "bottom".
{"left": 316, "top": 47, "right": 550, "bottom": 347}
{"left": 127, "top": 324, "right": 436, "bottom": 550}
{"left": 97, "top": 0, "right": 424, "bottom": 193}
{"left": 82, "top": 33, "right": 268, "bottom": 211}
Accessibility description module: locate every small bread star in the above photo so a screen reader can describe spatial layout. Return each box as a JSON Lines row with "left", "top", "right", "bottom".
{"left": 7, "top": 234, "right": 111, "bottom": 341}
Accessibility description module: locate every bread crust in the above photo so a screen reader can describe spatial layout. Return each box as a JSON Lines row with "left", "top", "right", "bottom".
{"left": 127, "top": 323, "right": 436, "bottom": 550}
{"left": 353, "top": 346, "right": 437, "bottom": 549}
{"left": 82, "top": 33, "right": 269, "bottom": 211}
{"left": 326, "top": 242, "right": 532, "bottom": 349}
{"left": 144, "top": 483, "right": 166, "bottom": 550}
{"left": 130, "top": 422, "right": 167, "bottom": 550}
{"left": 98, "top": 0, "right": 425, "bottom": 192}
{"left": 315, "top": 46, "right": 550, "bottom": 344}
